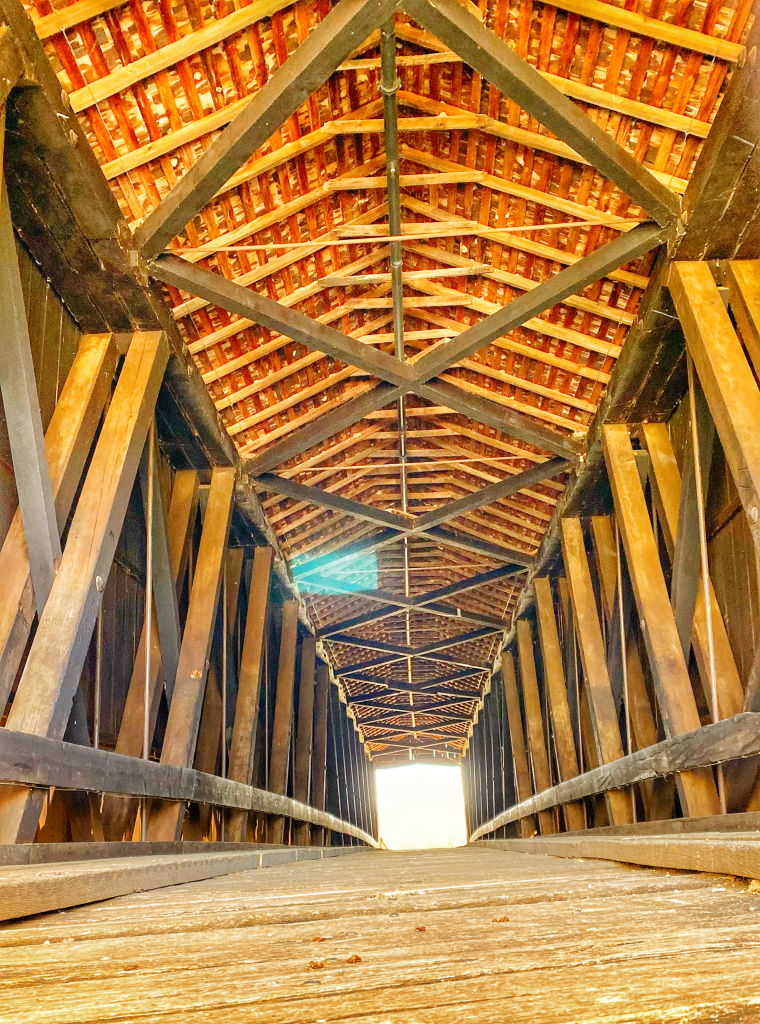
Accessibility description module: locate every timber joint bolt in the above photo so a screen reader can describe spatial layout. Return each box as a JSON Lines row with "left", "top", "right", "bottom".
{"left": 95, "top": 576, "right": 105, "bottom": 593}
{"left": 750, "top": 507, "right": 758, "bottom": 524}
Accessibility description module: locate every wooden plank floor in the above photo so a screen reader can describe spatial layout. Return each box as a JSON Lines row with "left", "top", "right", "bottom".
{"left": 2, "top": 845, "right": 760, "bottom": 1022}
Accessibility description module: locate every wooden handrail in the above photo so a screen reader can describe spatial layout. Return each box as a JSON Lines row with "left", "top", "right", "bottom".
{"left": 470, "top": 713, "right": 760, "bottom": 841}
{"left": 0, "top": 729, "right": 379, "bottom": 848}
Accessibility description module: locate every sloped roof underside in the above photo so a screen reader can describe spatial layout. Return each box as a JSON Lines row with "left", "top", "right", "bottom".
{"left": 25, "top": 0, "right": 753, "bottom": 762}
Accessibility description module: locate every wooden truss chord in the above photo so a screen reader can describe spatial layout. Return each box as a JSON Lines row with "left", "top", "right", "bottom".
{"left": 268, "top": 601, "right": 300, "bottom": 843}
{"left": 560, "top": 517, "right": 633, "bottom": 826}
{"left": 101, "top": 469, "right": 200, "bottom": 842}
{"left": 258, "top": 455, "right": 568, "bottom": 546}
{"left": 643, "top": 425, "right": 744, "bottom": 721}
{"left": 0, "top": 185, "right": 61, "bottom": 610}
{"left": 156, "top": 261, "right": 582, "bottom": 463}
{"left": 534, "top": 578, "right": 586, "bottom": 832}
{"left": 226, "top": 545, "right": 274, "bottom": 842}
{"left": 153, "top": 255, "right": 411, "bottom": 387}
{"left": 409, "top": 223, "right": 668, "bottom": 381}
{"left": 516, "top": 620, "right": 556, "bottom": 835}
{"left": 317, "top": 564, "right": 520, "bottom": 637}
{"left": 293, "top": 637, "right": 317, "bottom": 845}
{"left": 669, "top": 262, "right": 760, "bottom": 560}
{"left": 500, "top": 654, "right": 537, "bottom": 837}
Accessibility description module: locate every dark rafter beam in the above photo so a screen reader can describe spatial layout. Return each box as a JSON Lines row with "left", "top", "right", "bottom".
{"left": 416, "top": 650, "right": 493, "bottom": 672}
{"left": 401, "top": 0, "right": 681, "bottom": 227}
{"left": 245, "top": 383, "right": 406, "bottom": 477}
{"left": 343, "top": 666, "right": 484, "bottom": 688}
{"left": 370, "top": 738, "right": 463, "bottom": 751}
{"left": 422, "top": 526, "right": 533, "bottom": 566}
{"left": 360, "top": 709, "right": 472, "bottom": 725}
{"left": 293, "top": 525, "right": 531, "bottom": 583}
{"left": 316, "top": 564, "right": 520, "bottom": 637}
{"left": 265, "top": 457, "right": 560, "bottom": 578}
{"left": 349, "top": 683, "right": 483, "bottom": 701}
{"left": 263, "top": 457, "right": 566, "bottom": 536}
{"left": 328, "top": 625, "right": 498, "bottom": 658}
{"left": 292, "top": 528, "right": 400, "bottom": 580}
{"left": 362, "top": 722, "right": 465, "bottom": 740}
{"left": 351, "top": 697, "right": 479, "bottom": 715}
{"left": 321, "top": 599, "right": 507, "bottom": 637}
{"left": 411, "top": 379, "right": 578, "bottom": 457}
{"left": 152, "top": 255, "right": 412, "bottom": 386}
{"left": 258, "top": 472, "right": 409, "bottom": 531}
{"left": 135, "top": 0, "right": 398, "bottom": 259}
{"left": 413, "top": 455, "right": 570, "bottom": 531}
{"left": 409, "top": 224, "right": 670, "bottom": 381}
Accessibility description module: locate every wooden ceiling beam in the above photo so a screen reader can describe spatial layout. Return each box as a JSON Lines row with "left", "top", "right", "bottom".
{"left": 135, "top": 0, "right": 398, "bottom": 259}
{"left": 404, "top": 239, "right": 634, "bottom": 325}
{"left": 405, "top": 306, "right": 610, "bottom": 385}
{"left": 400, "top": 190, "right": 648, "bottom": 291}
{"left": 401, "top": 0, "right": 681, "bottom": 226}
{"left": 153, "top": 255, "right": 412, "bottom": 386}
{"left": 396, "top": 92, "right": 689, "bottom": 192}
{"left": 409, "top": 223, "right": 667, "bottom": 381}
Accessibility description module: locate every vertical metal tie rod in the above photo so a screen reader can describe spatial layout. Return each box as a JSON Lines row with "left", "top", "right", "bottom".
{"left": 381, "top": 18, "right": 414, "bottom": 738}
{"left": 142, "top": 419, "right": 155, "bottom": 841}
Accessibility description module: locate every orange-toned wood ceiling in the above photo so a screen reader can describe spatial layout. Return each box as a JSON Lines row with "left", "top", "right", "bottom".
{"left": 24, "top": 0, "right": 753, "bottom": 761}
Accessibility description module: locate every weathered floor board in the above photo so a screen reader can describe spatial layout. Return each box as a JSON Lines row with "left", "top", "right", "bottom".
{"left": 1, "top": 846, "right": 760, "bottom": 1023}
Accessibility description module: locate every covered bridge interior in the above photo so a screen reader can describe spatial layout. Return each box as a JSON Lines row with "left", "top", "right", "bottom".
{"left": 0, "top": 0, "right": 759, "bottom": 1015}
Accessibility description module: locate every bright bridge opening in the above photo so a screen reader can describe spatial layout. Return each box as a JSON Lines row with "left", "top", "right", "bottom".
{"left": 375, "top": 764, "right": 468, "bottom": 850}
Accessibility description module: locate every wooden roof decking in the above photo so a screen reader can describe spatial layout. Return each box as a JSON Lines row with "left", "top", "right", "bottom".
{"left": 22, "top": 0, "right": 754, "bottom": 760}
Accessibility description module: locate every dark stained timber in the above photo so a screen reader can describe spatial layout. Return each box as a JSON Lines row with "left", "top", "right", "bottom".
{"left": 135, "top": 0, "right": 400, "bottom": 259}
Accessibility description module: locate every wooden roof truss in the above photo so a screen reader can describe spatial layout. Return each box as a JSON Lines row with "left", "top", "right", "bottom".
{"left": 21, "top": 0, "right": 752, "bottom": 758}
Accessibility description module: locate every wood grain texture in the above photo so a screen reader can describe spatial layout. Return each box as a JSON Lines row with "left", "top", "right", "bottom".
{"left": 470, "top": 712, "right": 760, "bottom": 839}
{"left": 0, "top": 333, "right": 117, "bottom": 708}
{"left": 603, "top": 423, "right": 721, "bottom": 818}
{"left": 0, "top": 727, "right": 379, "bottom": 845}
{"left": 0, "top": 846, "right": 366, "bottom": 922}
{"left": 560, "top": 517, "right": 632, "bottom": 826}
{"left": 1, "top": 847, "right": 759, "bottom": 1022}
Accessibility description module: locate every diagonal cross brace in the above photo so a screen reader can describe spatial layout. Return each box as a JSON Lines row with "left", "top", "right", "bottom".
{"left": 135, "top": 0, "right": 401, "bottom": 260}
{"left": 152, "top": 223, "right": 663, "bottom": 464}
{"left": 317, "top": 564, "right": 522, "bottom": 637}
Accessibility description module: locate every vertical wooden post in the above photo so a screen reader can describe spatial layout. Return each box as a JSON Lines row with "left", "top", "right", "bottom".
{"left": 325, "top": 682, "right": 343, "bottom": 844}
{"left": 341, "top": 713, "right": 359, "bottom": 838}
{"left": 603, "top": 424, "right": 721, "bottom": 818}
{"left": 500, "top": 652, "right": 536, "bottom": 837}
{"left": 293, "top": 636, "right": 317, "bottom": 845}
{"left": 226, "top": 546, "right": 273, "bottom": 841}
{"left": 534, "top": 578, "right": 586, "bottom": 832}
{"left": 516, "top": 620, "right": 556, "bottom": 834}
{"left": 0, "top": 331, "right": 169, "bottom": 844}
{"left": 267, "top": 600, "right": 300, "bottom": 844}
{"left": 561, "top": 517, "right": 633, "bottom": 826}
{"left": 310, "top": 662, "right": 330, "bottom": 845}
{"left": 188, "top": 662, "right": 223, "bottom": 840}
{"left": 147, "top": 467, "right": 236, "bottom": 841}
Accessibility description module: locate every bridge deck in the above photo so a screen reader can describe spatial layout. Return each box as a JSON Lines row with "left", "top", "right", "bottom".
{"left": 1, "top": 846, "right": 758, "bottom": 1023}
